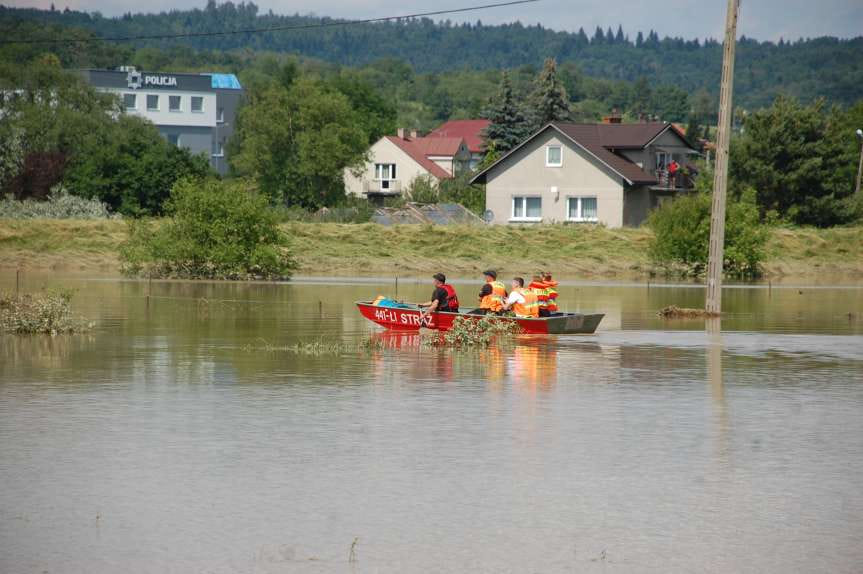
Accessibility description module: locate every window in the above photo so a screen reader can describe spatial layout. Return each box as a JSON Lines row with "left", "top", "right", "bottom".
{"left": 567, "top": 197, "right": 598, "bottom": 222}
{"left": 123, "top": 93, "right": 137, "bottom": 110}
{"left": 512, "top": 196, "right": 542, "bottom": 221}
{"left": 212, "top": 139, "right": 224, "bottom": 157}
{"left": 546, "top": 145, "right": 562, "bottom": 167}
{"left": 191, "top": 96, "right": 204, "bottom": 113}
{"left": 169, "top": 95, "right": 181, "bottom": 112}
{"left": 656, "top": 151, "right": 670, "bottom": 171}
{"left": 146, "top": 94, "right": 159, "bottom": 111}
{"left": 167, "top": 134, "right": 180, "bottom": 147}
{"left": 217, "top": 107, "right": 225, "bottom": 123}
{"left": 375, "top": 163, "right": 396, "bottom": 189}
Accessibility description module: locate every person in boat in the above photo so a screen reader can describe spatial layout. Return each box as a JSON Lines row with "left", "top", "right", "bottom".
{"left": 418, "top": 273, "right": 459, "bottom": 316}
{"left": 543, "top": 271, "right": 559, "bottom": 314}
{"left": 502, "top": 277, "right": 540, "bottom": 318}
{"left": 528, "top": 274, "right": 551, "bottom": 317}
{"left": 470, "top": 270, "right": 507, "bottom": 315}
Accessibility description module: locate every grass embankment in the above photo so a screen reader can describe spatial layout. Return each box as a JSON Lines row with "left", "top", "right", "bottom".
{"left": 1, "top": 218, "right": 861, "bottom": 280}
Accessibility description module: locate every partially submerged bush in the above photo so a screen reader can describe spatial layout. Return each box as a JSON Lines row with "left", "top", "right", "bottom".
{"left": 648, "top": 189, "right": 769, "bottom": 278}
{"left": 120, "top": 178, "right": 296, "bottom": 280}
{"left": 0, "top": 290, "right": 93, "bottom": 334}
{"left": 431, "top": 315, "right": 522, "bottom": 347}
{"left": 0, "top": 186, "right": 113, "bottom": 219}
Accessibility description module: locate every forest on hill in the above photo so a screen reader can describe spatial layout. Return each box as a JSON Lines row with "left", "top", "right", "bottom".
{"left": 2, "top": 1, "right": 862, "bottom": 111}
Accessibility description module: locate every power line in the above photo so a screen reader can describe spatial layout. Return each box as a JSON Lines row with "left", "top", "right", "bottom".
{"left": 0, "top": 0, "right": 540, "bottom": 45}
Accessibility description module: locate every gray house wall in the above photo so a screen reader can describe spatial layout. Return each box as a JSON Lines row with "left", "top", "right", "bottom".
{"left": 484, "top": 129, "right": 625, "bottom": 227}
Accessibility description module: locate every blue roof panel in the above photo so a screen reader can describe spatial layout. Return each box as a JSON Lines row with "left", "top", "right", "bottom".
{"left": 207, "top": 74, "right": 242, "bottom": 90}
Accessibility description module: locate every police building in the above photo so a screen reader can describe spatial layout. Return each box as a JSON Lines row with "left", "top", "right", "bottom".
{"left": 80, "top": 67, "right": 243, "bottom": 175}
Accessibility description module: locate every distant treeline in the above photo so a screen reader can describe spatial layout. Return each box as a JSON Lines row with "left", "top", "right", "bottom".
{"left": 2, "top": 1, "right": 862, "bottom": 110}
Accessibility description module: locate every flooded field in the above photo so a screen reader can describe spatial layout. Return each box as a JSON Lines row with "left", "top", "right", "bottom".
{"left": 1, "top": 273, "right": 862, "bottom": 573}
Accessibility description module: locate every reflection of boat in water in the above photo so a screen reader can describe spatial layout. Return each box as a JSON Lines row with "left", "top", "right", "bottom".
{"left": 356, "top": 301, "right": 604, "bottom": 335}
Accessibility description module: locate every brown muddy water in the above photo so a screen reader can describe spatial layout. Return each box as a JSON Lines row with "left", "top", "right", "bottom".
{"left": 1, "top": 273, "right": 862, "bottom": 574}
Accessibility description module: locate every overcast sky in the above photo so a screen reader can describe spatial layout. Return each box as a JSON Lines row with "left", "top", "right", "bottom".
{"left": 7, "top": 0, "right": 863, "bottom": 41}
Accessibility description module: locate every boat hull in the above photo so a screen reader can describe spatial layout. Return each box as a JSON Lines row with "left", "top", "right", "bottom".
{"left": 356, "top": 302, "right": 603, "bottom": 335}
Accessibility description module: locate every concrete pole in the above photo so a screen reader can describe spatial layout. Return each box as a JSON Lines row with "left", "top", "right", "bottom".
{"left": 855, "top": 132, "right": 863, "bottom": 196}
{"left": 705, "top": 0, "right": 740, "bottom": 315}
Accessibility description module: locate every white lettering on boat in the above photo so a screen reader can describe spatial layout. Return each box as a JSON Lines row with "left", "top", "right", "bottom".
{"left": 373, "top": 308, "right": 432, "bottom": 327}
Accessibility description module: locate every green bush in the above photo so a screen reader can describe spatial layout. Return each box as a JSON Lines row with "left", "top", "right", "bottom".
{"left": 120, "top": 178, "right": 296, "bottom": 280}
{"left": 648, "top": 189, "right": 769, "bottom": 278}
{"left": 404, "top": 174, "right": 486, "bottom": 215}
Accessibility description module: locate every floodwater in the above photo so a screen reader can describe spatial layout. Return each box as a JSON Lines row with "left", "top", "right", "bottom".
{"left": 1, "top": 273, "right": 862, "bottom": 574}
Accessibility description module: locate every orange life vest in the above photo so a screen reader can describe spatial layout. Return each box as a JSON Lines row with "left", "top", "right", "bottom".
{"left": 544, "top": 279, "right": 559, "bottom": 312}
{"left": 512, "top": 288, "right": 540, "bottom": 318}
{"left": 480, "top": 280, "right": 506, "bottom": 312}
{"left": 528, "top": 281, "right": 549, "bottom": 308}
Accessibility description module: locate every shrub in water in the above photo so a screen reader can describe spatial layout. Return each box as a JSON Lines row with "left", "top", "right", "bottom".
{"left": 0, "top": 186, "right": 112, "bottom": 219}
{"left": 432, "top": 315, "right": 522, "bottom": 347}
{"left": 120, "top": 178, "right": 296, "bottom": 280}
{"left": 0, "top": 290, "right": 93, "bottom": 334}
{"left": 648, "top": 189, "right": 768, "bottom": 278}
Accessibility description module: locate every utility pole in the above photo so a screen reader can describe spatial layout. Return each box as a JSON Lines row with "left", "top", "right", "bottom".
{"left": 855, "top": 128, "right": 863, "bottom": 196}
{"left": 705, "top": 0, "right": 740, "bottom": 315}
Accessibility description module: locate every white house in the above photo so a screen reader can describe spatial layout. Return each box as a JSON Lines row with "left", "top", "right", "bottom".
{"left": 345, "top": 129, "right": 471, "bottom": 200}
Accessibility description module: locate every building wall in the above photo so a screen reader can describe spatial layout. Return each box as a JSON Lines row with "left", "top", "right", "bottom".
{"left": 156, "top": 126, "right": 213, "bottom": 162}
{"left": 211, "top": 89, "right": 242, "bottom": 175}
{"left": 344, "top": 138, "right": 439, "bottom": 197}
{"left": 107, "top": 88, "right": 217, "bottom": 128}
{"left": 484, "top": 129, "right": 625, "bottom": 227}
{"left": 622, "top": 128, "right": 694, "bottom": 174}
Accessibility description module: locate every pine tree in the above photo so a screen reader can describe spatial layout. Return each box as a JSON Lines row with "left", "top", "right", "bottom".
{"left": 530, "top": 58, "right": 571, "bottom": 130}
{"left": 615, "top": 25, "right": 625, "bottom": 45}
{"left": 483, "top": 71, "right": 530, "bottom": 155}
{"left": 636, "top": 31, "right": 644, "bottom": 47}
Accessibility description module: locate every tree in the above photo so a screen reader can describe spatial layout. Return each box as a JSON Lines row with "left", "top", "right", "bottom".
{"left": 529, "top": 58, "right": 570, "bottom": 130}
{"left": 630, "top": 77, "right": 653, "bottom": 118}
{"left": 651, "top": 84, "right": 690, "bottom": 122}
{"left": 729, "top": 96, "right": 859, "bottom": 226}
{"left": 230, "top": 77, "right": 369, "bottom": 208}
{"left": 120, "top": 178, "right": 295, "bottom": 279}
{"left": 483, "top": 71, "right": 530, "bottom": 154}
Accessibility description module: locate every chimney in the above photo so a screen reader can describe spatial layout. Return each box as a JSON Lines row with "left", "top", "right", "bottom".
{"left": 397, "top": 128, "right": 405, "bottom": 139}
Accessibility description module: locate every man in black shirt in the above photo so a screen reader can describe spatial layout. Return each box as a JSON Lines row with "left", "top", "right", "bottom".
{"left": 418, "top": 273, "right": 456, "bottom": 318}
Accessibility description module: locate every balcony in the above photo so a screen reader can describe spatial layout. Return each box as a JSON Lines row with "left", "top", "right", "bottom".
{"left": 363, "top": 179, "right": 402, "bottom": 196}
{"left": 653, "top": 169, "right": 695, "bottom": 190}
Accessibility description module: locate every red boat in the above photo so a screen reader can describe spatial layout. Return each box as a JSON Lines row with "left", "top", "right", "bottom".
{"left": 356, "top": 301, "right": 604, "bottom": 335}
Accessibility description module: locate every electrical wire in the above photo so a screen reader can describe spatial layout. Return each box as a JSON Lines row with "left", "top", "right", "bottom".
{"left": 0, "top": 0, "right": 540, "bottom": 45}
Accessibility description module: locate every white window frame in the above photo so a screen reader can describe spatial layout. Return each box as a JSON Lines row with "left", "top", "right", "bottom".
{"left": 168, "top": 95, "right": 182, "bottom": 113}
{"left": 656, "top": 151, "right": 670, "bottom": 171}
{"left": 191, "top": 96, "right": 204, "bottom": 114}
{"left": 211, "top": 140, "right": 224, "bottom": 158}
{"left": 217, "top": 107, "right": 225, "bottom": 123}
{"left": 374, "top": 163, "right": 397, "bottom": 190}
{"left": 511, "top": 196, "right": 542, "bottom": 222}
{"left": 123, "top": 93, "right": 137, "bottom": 110}
{"left": 167, "top": 133, "right": 180, "bottom": 147}
{"left": 146, "top": 94, "right": 159, "bottom": 111}
{"left": 567, "top": 196, "right": 599, "bottom": 222}
{"left": 546, "top": 145, "right": 563, "bottom": 167}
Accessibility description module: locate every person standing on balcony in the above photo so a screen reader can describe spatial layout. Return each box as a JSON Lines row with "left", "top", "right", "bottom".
{"left": 668, "top": 159, "right": 680, "bottom": 188}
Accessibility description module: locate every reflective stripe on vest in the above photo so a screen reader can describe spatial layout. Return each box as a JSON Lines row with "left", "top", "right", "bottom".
{"left": 480, "top": 280, "right": 506, "bottom": 312}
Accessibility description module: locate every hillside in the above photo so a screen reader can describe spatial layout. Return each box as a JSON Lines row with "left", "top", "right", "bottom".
{"left": 2, "top": 2, "right": 862, "bottom": 109}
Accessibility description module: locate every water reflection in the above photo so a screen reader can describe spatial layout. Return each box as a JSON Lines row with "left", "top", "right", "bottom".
{"left": 2, "top": 275, "right": 863, "bottom": 573}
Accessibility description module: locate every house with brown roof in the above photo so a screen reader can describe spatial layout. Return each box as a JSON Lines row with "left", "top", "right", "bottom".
{"left": 427, "top": 119, "right": 490, "bottom": 170}
{"left": 345, "top": 128, "right": 471, "bottom": 200}
{"left": 470, "top": 121, "right": 699, "bottom": 227}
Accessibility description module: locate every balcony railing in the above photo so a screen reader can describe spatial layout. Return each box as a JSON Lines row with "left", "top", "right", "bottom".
{"left": 654, "top": 169, "right": 694, "bottom": 190}
{"left": 363, "top": 180, "right": 402, "bottom": 195}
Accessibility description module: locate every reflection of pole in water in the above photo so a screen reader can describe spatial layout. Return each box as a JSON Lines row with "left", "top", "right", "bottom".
{"left": 706, "top": 317, "right": 730, "bottom": 463}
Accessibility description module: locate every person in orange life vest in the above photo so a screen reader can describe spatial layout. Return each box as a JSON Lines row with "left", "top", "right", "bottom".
{"left": 418, "top": 273, "right": 459, "bottom": 318}
{"left": 528, "top": 274, "right": 551, "bottom": 317}
{"left": 502, "top": 277, "right": 540, "bottom": 318}
{"left": 470, "top": 269, "right": 507, "bottom": 315}
{"left": 543, "top": 271, "right": 559, "bottom": 313}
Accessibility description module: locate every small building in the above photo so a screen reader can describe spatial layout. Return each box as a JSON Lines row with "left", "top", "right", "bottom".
{"left": 345, "top": 129, "right": 470, "bottom": 201}
{"left": 470, "top": 121, "right": 699, "bottom": 227}
{"left": 427, "top": 119, "right": 490, "bottom": 170}
{"left": 79, "top": 67, "right": 243, "bottom": 175}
